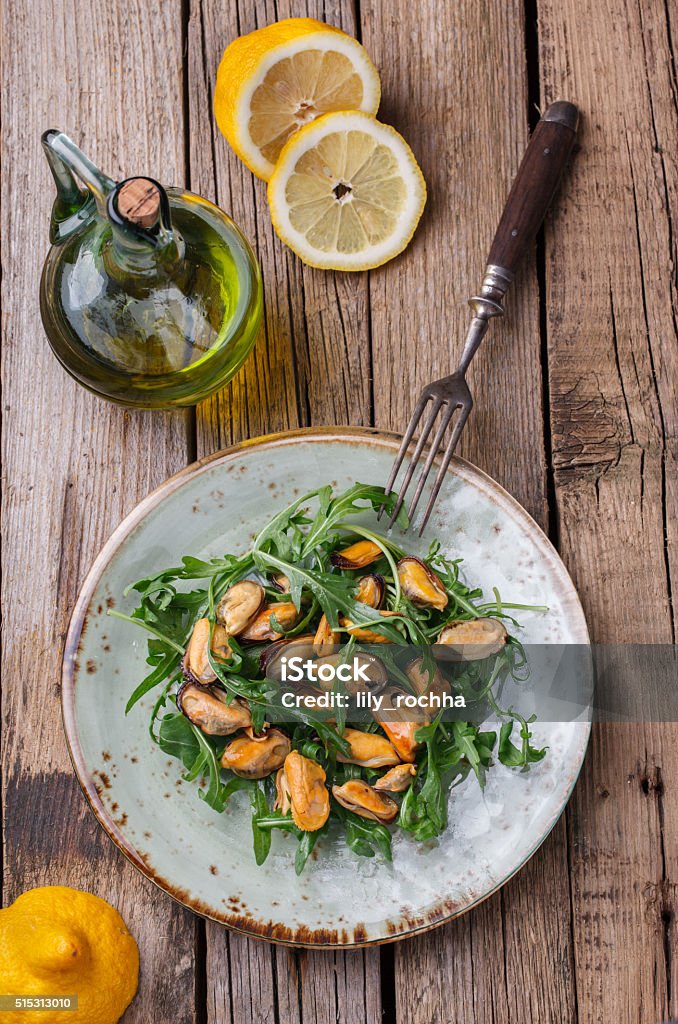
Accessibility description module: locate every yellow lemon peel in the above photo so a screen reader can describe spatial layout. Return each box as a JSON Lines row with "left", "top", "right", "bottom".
{"left": 0, "top": 887, "right": 138, "bottom": 1024}
{"left": 214, "top": 17, "right": 380, "bottom": 180}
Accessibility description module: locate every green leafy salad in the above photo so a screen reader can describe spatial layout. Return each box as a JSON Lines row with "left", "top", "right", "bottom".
{"left": 115, "top": 483, "right": 547, "bottom": 874}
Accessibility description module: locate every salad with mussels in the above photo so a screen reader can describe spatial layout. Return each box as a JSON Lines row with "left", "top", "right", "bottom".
{"left": 116, "top": 483, "right": 547, "bottom": 873}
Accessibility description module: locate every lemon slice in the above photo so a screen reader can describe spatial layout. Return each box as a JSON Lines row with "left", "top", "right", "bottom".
{"left": 214, "top": 18, "right": 381, "bottom": 181}
{"left": 267, "top": 111, "right": 427, "bottom": 271}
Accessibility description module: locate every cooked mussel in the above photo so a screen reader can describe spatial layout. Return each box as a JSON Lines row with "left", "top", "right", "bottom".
{"left": 331, "top": 780, "right": 398, "bottom": 823}
{"left": 339, "top": 610, "right": 399, "bottom": 644}
{"left": 274, "top": 767, "right": 292, "bottom": 815}
{"left": 240, "top": 602, "right": 299, "bottom": 642}
{"left": 330, "top": 539, "right": 382, "bottom": 570}
{"left": 406, "top": 657, "right": 450, "bottom": 701}
{"left": 378, "top": 719, "right": 422, "bottom": 763}
{"left": 336, "top": 727, "right": 400, "bottom": 767}
{"left": 313, "top": 613, "right": 340, "bottom": 654}
{"left": 374, "top": 763, "right": 417, "bottom": 792}
{"left": 397, "top": 556, "right": 448, "bottom": 611}
{"left": 183, "top": 618, "right": 232, "bottom": 684}
{"left": 177, "top": 683, "right": 252, "bottom": 736}
{"left": 220, "top": 727, "right": 291, "bottom": 779}
{"left": 275, "top": 751, "right": 330, "bottom": 831}
{"left": 216, "top": 580, "right": 265, "bottom": 635}
{"left": 312, "top": 653, "right": 343, "bottom": 692}
{"left": 271, "top": 572, "right": 291, "bottom": 593}
{"left": 372, "top": 688, "right": 428, "bottom": 762}
{"left": 259, "top": 635, "right": 316, "bottom": 681}
{"left": 355, "top": 573, "right": 385, "bottom": 609}
{"left": 435, "top": 618, "right": 508, "bottom": 660}
{"left": 344, "top": 653, "right": 388, "bottom": 695}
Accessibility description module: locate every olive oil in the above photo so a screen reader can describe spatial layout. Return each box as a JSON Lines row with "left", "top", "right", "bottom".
{"left": 40, "top": 131, "right": 262, "bottom": 408}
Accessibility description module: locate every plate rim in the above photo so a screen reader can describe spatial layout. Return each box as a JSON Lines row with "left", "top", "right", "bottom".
{"left": 62, "top": 425, "right": 591, "bottom": 948}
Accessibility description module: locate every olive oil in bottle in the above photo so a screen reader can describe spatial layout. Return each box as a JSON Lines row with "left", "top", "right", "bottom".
{"left": 40, "top": 130, "right": 262, "bottom": 408}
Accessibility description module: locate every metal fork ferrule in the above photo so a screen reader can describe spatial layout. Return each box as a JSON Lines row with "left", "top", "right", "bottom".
{"left": 467, "top": 295, "right": 505, "bottom": 319}
{"left": 467, "top": 265, "right": 513, "bottom": 319}
{"left": 481, "top": 263, "right": 514, "bottom": 300}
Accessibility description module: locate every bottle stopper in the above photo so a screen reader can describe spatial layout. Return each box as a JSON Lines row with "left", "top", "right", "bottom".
{"left": 115, "top": 178, "right": 161, "bottom": 229}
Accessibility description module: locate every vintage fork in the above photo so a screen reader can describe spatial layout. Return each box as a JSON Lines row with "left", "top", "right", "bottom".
{"left": 380, "top": 100, "right": 579, "bottom": 533}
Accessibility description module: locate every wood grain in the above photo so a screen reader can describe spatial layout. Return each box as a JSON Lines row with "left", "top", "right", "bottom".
{"left": 363, "top": 0, "right": 549, "bottom": 525}
{"left": 539, "top": 0, "right": 678, "bottom": 1019}
{"left": 361, "top": 0, "right": 578, "bottom": 1020}
{"left": 0, "top": 1, "right": 197, "bottom": 1021}
{"left": 2, "top": 0, "right": 675, "bottom": 1020}
{"left": 189, "top": 0, "right": 372, "bottom": 456}
{"left": 186, "top": 1, "right": 380, "bottom": 1021}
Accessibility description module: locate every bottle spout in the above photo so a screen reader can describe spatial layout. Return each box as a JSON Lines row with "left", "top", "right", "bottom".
{"left": 42, "top": 130, "right": 116, "bottom": 216}
{"left": 42, "top": 130, "right": 86, "bottom": 215}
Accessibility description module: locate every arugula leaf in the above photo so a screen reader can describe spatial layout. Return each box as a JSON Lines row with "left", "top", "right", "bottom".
{"left": 124, "top": 567, "right": 184, "bottom": 601}
{"left": 221, "top": 776, "right": 256, "bottom": 802}
{"left": 498, "top": 719, "right": 547, "bottom": 768}
{"left": 158, "top": 709, "right": 200, "bottom": 769}
{"left": 248, "top": 812, "right": 326, "bottom": 874}
{"left": 452, "top": 721, "right": 493, "bottom": 788}
{"left": 252, "top": 488, "right": 321, "bottom": 562}
{"left": 398, "top": 781, "right": 442, "bottom": 842}
{"left": 125, "top": 654, "right": 183, "bottom": 714}
{"left": 179, "top": 553, "right": 252, "bottom": 579}
{"left": 398, "top": 722, "right": 448, "bottom": 840}
{"left": 250, "top": 701, "right": 267, "bottom": 734}
{"left": 109, "top": 610, "right": 185, "bottom": 655}
{"left": 336, "top": 806, "right": 393, "bottom": 861}
{"left": 295, "top": 826, "right": 324, "bottom": 875}
{"left": 419, "top": 742, "right": 447, "bottom": 833}
{"left": 250, "top": 783, "right": 272, "bottom": 865}
{"left": 298, "top": 739, "right": 326, "bottom": 762}
{"left": 300, "top": 482, "right": 407, "bottom": 556}
{"left": 157, "top": 709, "right": 248, "bottom": 813}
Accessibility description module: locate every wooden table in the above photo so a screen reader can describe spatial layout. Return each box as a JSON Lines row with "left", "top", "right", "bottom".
{"left": 2, "top": 0, "right": 676, "bottom": 1020}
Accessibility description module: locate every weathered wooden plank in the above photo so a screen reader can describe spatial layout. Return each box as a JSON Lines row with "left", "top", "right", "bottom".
{"left": 363, "top": 0, "right": 549, "bottom": 524}
{"left": 392, "top": 819, "right": 577, "bottom": 1024}
{"left": 360, "top": 0, "right": 580, "bottom": 1021}
{"left": 186, "top": 1, "right": 381, "bottom": 1020}
{"left": 189, "top": 0, "right": 371, "bottom": 455}
{"left": 0, "top": 0, "right": 197, "bottom": 1020}
{"left": 539, "top": 0, "right": 678, "bottom": 1018}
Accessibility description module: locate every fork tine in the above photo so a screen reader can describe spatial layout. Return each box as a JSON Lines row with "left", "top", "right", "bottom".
{"left": 377, "top": 391, "right": 430, "bottom": 520}
{"left": 405, "top": 403, "right": 457, "bottom": 524}
{"left": 416, "top": 405, "right": 471, "bottom": 534}
{"left": 386, "top": 398, "right": 444, "bottom": 527}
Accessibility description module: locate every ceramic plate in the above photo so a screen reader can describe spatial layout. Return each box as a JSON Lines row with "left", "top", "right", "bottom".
{"left": 62, "top": 428, "right": 590, "bottom": 947}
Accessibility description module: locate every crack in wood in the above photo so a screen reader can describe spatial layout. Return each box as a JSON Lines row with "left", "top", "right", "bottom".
{"left": 608, "top": 282, "right": 635, "bottom": 444}
{"left": 195, "top": 918, "right": 208, "bottom": 1024}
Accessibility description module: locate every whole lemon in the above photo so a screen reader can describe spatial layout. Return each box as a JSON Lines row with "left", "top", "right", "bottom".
{"left": 0, "top": 887, "right": 139, "bottom": 1024}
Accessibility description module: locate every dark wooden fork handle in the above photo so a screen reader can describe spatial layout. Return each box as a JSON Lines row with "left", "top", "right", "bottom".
{"left": 487, "top": 101, "right": 579, "bottom": 279}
